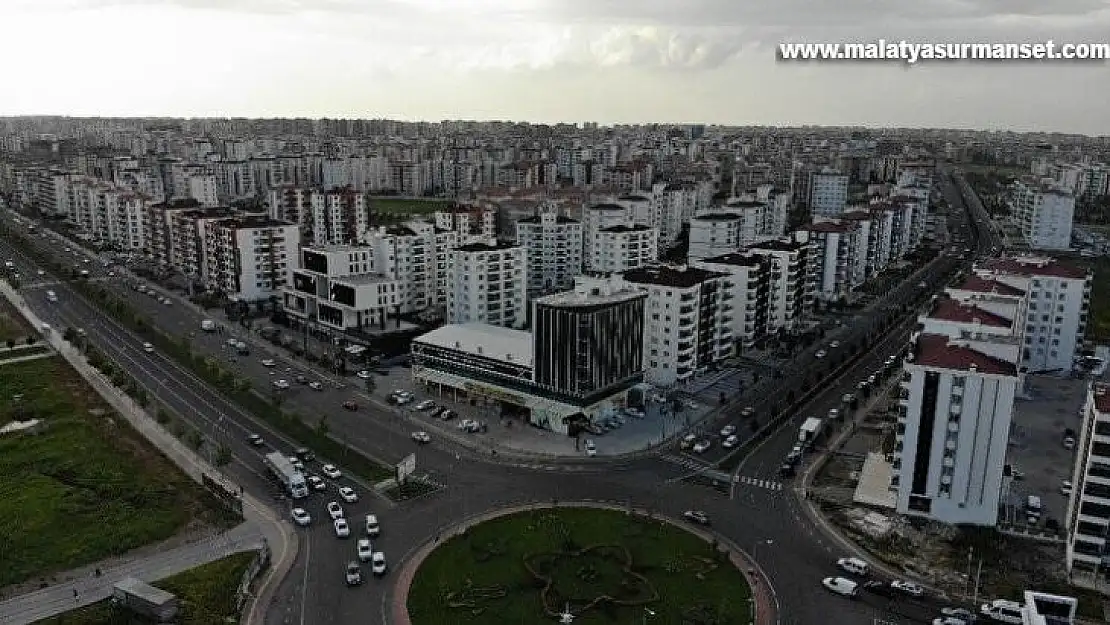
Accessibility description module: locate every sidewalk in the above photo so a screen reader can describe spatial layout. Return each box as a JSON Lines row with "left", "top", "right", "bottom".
{"left": 0, "top": 282, "right": 299, "bottom": 625}
{"left": 388, "top": 502, "right": 778, "bottom": 625}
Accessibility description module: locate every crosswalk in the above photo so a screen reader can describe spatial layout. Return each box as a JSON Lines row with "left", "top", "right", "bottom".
{"left": 735, "top": 475, "right": 784, "bottom": 491}
{"left": 659, "top": 453, "right": 714, "bottom": 472}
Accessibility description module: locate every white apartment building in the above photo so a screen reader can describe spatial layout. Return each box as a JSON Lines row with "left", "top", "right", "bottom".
{"left": 590, "top": 225, "right": 659, "bottom": 274}
{"left": 213, "top": 160, "right": 256, "bottom": 201}
{"left": 267, "top": 186, "right": 371, "bottom": 246}
{"left": 803, "top": 220, "right": 861, "bottom": 302}
{"left": 894, "top": 331, "right": 1019, "bottom": 526}
{"left": 1065, "top": 382, "right": 1110, "bottom": 587}
{"left": 737, "top": 184, "right": 790, "bottom": 239}
{"left": 689, "top": 214, "right": 745, "bottom": 261}
{"left": 364, "top": 223, "right": 433, "bottom": 313}
{"left": 748, "top": 233, "right": 817, "bottom": 331}
{"left": 578, "top": 265, "right": 735, "bottom": 386}
{"left": 446, "top": 240, "right": 527, "bottom": 329}
{"left": 434, "top": 208, "right": 496, "bottom": 240}
{"left": 808, "top": 168, "right": 849, "bottom": 217}
{"left": 515, "top": 213, "right": 584, "bottom": 297}
{"left": 64, "top": 177, "right": 147, "bottom": 251}
{"left": 583, "top": 203, "right": 631, "bottom": 270}
{"left": 615, "top": 193, "right": 656, "bottom": 228}
{"left": 1009, "top": 179, "right": 1076, "bottom": 251}
{"left": 283, "top": 245, "right": 401, "bottom": 331}
{"left": 203, "top": 215, "right": 300, "bottom": 302}
{"left": 186, "top": 174, "right": 218, "bottom": 207}
{"left": 692, "top": 252, "right": 770, "bottom": 349}
{"left": 977, "top": 256, "right": 1092, "bottom": 374}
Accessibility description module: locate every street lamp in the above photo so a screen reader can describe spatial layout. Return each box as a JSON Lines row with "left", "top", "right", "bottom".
{"left": 643, "top": 608, "right": 655, "bottom": 625}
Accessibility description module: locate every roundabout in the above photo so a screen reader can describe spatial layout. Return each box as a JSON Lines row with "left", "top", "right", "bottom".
{"left": 397, "top": 503, "right": 764, "bottom": 625}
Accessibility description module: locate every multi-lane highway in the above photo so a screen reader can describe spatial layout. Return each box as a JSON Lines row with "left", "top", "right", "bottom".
{"left": 0, "top": 177, "right": 997, "bottom": 625}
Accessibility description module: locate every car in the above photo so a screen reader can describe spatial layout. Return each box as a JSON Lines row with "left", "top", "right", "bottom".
{"left": 357, "top": 538, "right": 373, "bottom": 561}
{"left": 309, "top": 381, "right": 324, "bottom": 391}
{"left": 720, "top": 424, "right": 737, "bottom": 437}
{"left": 356, "top": 370, "right": 372, "bottom": 379}
{"left": 585, "top": 440, "right": 597, "bottom": 456}
{"left": 365, "top": 514, "right": 380, "bottom": 537}
{"left": 692, "top": 440, "right": 711, "bottom": 454}
{"left": 822, "top": 576, "right": 859, "bottom": 598}
{"left": 940, "top": 607, "right": 974, "bottom": 620}
{"left": 836, "top": 557, "right": 869, "bottom": 577}
{"left": 291, "top": 507, "right": 312, "bottom": 526}
{"left": 741, "top": 406, "right": 755, "bottom": 418}
{"left": 322, "top": 464, "right": 342, "bottom": 480}
{"left": 890, "top": 580, "right": 925, "bottom": 597}
{"left": 371, "top": 551, "right": 387, "bottom": 576}
{"left": 411, "top": 431, "right": 431, "bottom": 444}
{"left": 815, "top": 350, "right": 827, "bottom": 359}
{"left": 342, "top": 400, "right": 358, "bottom": 411}
{"left": 439, "top": 409, "right": 457, "bottom": 421}
{"left": 345, "top": 561, "right": 362, "bottom": 586}
{"left": 1061, "top": 480, "right": 1073, "bottom": 496}
{"left": 339, "top": 486, "right": 359, "bottom": 503}
{"left": 842, "top": 393, "right": 856, "bottom": 404}
{"left": 142, "top": 342, "right": 154, "bottom": 353}
{"left": 327, "top": 501, "right": 344, "bottom": 519}
{"left": 830, "top": 341, "right": 841, "bottom": 348}
{"left": 933, "top": 618, "right": 968, "bottom": 625}
{"left": 722, "top": 435, "right": 739, "bottom": 448}
{"left": 333, "top": 518, "right": 350, "bottom": 538}
{"left": 248, "top": 433, "right": 264, "bottom": 446}
{"left": 862, "top": 580, "right": 896, "bottom": 597}
{"left": 295, "top": 447, "right": 315, "bottom": 462}
{"left": 683, "top": 510, "right": 710, "bottom": 525}
{"left": 295, "top": 375, "right": 308, "bottom": 384}
{"left": 37, "top": 270, "right": 45, "bottom": 276}
{"left": 272, "top": 379, "right": 290, "bottom": 390}
{"left": 414, "top": 400, "right": 436, "bottom": 411}
{"left": 288, "top": 457, "right": 305, "bottom": 472}
{"left": 777, "top": 463, "right": 796, "bottom": 477}
{"left": 307, "top": 475, "right": 326, "bottom": 491}
{"left": 261, "top": 359, "right": 276, "bottom": 367}
{"left": 680, "top": 433, "right": 697, "bottom": 450}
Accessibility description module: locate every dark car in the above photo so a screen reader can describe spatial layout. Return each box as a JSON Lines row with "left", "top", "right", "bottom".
{"left": 342, "top": 400, "right": 358, "bottom": 411}
{"left": 862, "top": 580, "right": 896, "bottom": 598}
{"left": 778, "top": 463, "right": 796, "bottom": 477}
{"left": 294, "top": 447, "right": 315, "bottom": 462}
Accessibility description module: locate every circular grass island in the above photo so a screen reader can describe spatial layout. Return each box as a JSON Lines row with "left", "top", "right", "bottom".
{"left": 406, "top": 506, "right": 753, "bottom": 625}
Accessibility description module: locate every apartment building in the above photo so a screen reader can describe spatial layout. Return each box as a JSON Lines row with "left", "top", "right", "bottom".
{"left": 363, "top": 223, "right": 433, "bottom": 313}
{"left": 283, "top": 245, "right": 401, "bottom": 330}
{"left": 446, "top": 240, "right": 527, "bottom": 328}
{"left": 267, "top": 186, "right": 370, "bottom": 246}
{"left": 203, "top": 215, "right": 300, "bottom": 301}
{"left": 64, "top": 176, "right": 147, "bottom": 250}
{"left": 692, "top": 252, "right": 771, "bottom": 349}
{"left": 434, "top": 207, "right": 496, "bottom": 240}
{"left": 515, "top": 213, "right": 584, "bottom": 297}
{"left": 839, "top": 208, "right": 894, "bottom": 280}
{"left": 893, "top": 331, "right": 1019, "bottom": 526}
{"left": 1065, "top": 382, "right": 1110, "bottom": 587}
{"left": 589, "top": 224, "right": 659, "bottom": 274}
{"left": 582, "top": 203, "right": 631, "bottom": 270}
{"left": 977, "top": 256, "right": 1092, "bottom": 374}
{"left": 802, "top": 220, "right": 860, "bottom": 302}
{"left": 808, "top": 168, "right": 849, "bottom": 217}
{"left": 748, "top": 233, "right": 817, "bottom": 332}
{"left": 1009, "top": 179, "right": 1076, "bottom": 251}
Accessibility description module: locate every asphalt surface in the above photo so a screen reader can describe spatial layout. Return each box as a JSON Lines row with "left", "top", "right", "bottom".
{"left": 0, "top": 177, "right": 996, "bottom": 625}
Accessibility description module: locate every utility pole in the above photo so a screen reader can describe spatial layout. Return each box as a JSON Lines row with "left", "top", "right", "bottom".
{"left": 972, "top": 557, "right": 984, "bottom": 604}
{"left": 965, "top": 547, "right": 973, "bottom": 595}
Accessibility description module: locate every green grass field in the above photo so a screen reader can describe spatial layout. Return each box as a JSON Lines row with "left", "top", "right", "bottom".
{"left": 1080, "top": 256, "right": 1110, "bottom": 342}
{"left": 369, "top": 198, "right": 453, "bottom": 215}
{"left": 38, "top": 551, "right": 257, "bottom": 625}
{"left": 407, "top": 507, "right": 752, "bottom": 625}
{"left": 0, "top": 296, "right": 33, "bottom": 343}
{"left": 0, "top": 357, "right": 226, "bottom": 591}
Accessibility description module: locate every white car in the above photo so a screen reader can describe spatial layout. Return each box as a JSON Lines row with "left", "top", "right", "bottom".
{"left": 815, "top": 350, "right": 827, "bottom": 359}
{"left": 720, "top": 424, "right": 737, "bottom": 437}
{"left": 307, "top": 475, "right": 326, "bottom": 491}
{"left": 261, "top": 359, "right": 276, "bottom": 367}
{"left": 722, "top": 435, "right": 739, "bottom": 448}
{"left": 1061, "top": 480, "right": 1073, "bottom": 496}
{"left": 36, "top": 270, "right": 45, "bottom": 276}
{"left": 356, "top": 370, "right": 372, "bottom": 379}
{"left": 836, "top": 557, "right": 869, "bottom": 577}
{"left": 585, "top": 440, "right": 597, "bottom": 456}
{"left": 411, "top": 431, "right": 431, "bottom": 444}
{"left": 357, "top": 538, "right": 373, "bottom": 561}
{"left": 142, "top": 342, "right": 154, "bottom": 353}
{"left": 291, "top": 507, "right": 312, "bottom": 526}
{"left": 890, "top": 580, "right": 924, "bottom": 597}
{"left": 322, "top": 464, "right": 342, "bottom": 479}
{"left": 933, "top": 618, "right": 968, "bottom": 625}
{"left": 272, "top": 379, "right": 290, "bottom": 390}
{"left": 288, "top": 457, "right": 305, "bottom": 472}
{"left": 822, "top": 576, "right": 859, "bottom": 598}
{"left": 307, "top": 381, "right": 323, "bottom": 391}
{"left": 371, "top": 551, "right": 386, "bottom": 575}
{"left": 365, "top": 514, "right": 380, "bottom": 537}
{"left": 327, "top": 501, "right": 344, "bottom": 520}
{"left": 339, "top": 486, "right": 359, "bottom": 503}
{"left": 830, "top": 341, "right": 841, "bottom": 348}
{"left": 333, "top": 518, "right": 350, "bottom": 538}
{"left": 248, "top": 433, "right": 264, "bottom": 446}
{"left": 692, "top": 440, "right": 712, "bottom": 454}
{"left": 414, "top": 400, "right": 436, "bottom": 411}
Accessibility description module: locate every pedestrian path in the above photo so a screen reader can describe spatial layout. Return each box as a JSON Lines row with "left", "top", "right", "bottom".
{"left": 735, "top": 475, "right": 784, "bottom": 491}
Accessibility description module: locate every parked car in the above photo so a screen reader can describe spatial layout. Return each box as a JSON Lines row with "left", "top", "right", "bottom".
{"left": 890, "top": 580, "right": 925, "bottom": 597}
{"left": 585, "top": 440, "right": 597, "bottom": 456}
{"left": 836, "top": 557, "right": 869, "bottom": 577}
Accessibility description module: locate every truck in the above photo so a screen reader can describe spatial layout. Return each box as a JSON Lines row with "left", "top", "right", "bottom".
{"left": 200, "top": 319, "right": 216, "bottom": 332}
{"left": 264, "top": 451, "right": 308, "bottom": 499}
{"left": 798, "top": 417, "right": 823, "bottom": 448}
{"left": 111, "top": 577, "right": 179, "bottom": 622}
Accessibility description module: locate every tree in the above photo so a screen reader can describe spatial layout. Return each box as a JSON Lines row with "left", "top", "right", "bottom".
{"left": 317, "top": 415, "right": 330, "bottom": 437}
{"left": 214, "top": 444, "right": 232, "bottom": 467}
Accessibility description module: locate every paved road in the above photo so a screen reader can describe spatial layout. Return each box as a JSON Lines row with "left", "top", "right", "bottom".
{"left": 0, "top": 197, "right": 983, "bottom": 625}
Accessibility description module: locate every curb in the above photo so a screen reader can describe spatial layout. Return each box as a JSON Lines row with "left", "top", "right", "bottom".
{"left": 385, "top": 501, "right": 780, "bottom": 625}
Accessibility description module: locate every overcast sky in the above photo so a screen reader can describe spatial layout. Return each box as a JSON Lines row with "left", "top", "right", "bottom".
{"left": 2, "top": 0, "right": 1108, "bottom": 134}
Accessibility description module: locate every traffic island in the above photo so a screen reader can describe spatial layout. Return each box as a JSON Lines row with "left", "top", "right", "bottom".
{"left": 396, "top": 503, "right": 771, "bottom": 625}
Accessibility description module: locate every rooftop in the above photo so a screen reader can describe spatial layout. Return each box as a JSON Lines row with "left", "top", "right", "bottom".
{"left": 694, "top": 213, "right": 741, "bottom": 222}
{"left": 333, "top": 272, "right": 394, "bottom": 286}
{"left": 724, "top": 199, "right": 765, "bottom": 208}
{"left": 456, "top": 240, "right": 520, "bottom": 253}
{"left": 414, "top": 323, "right": 533, "bottom": 368}
{"left": 929, "top": 297, "right": 1013, "bottom": 328}
{"left": 617, "top": 194, "right": 651, "bottom": 202}
{"left": 589, "top": 203, "right": 626, "bottom": 211}
{"left": 600, "top": 224, "right": 653, "bottom": 234}
{"left": 749, "top": 238, "right": 805, "bottom": 252}
{"left": 957, "top": 275, "right": 1026, "bottom": 296}
{"left": 534, "top": 286, "right": 646, "bottom": 309}
{"left": 804, "top": 221, "right": 853, "bottom": 233}
{"left": 382, "top": 225, "right": 418, "bottom": 237}
{"left": 698, "top": 252, "right": 764, "bottom": 268}
{"left": 517, "top": 214, "right": 579, "bottom": 224}
{"left": 909, "top": 333, "right": 1018, "bottom": 376}
{"left": 623, "top": 265, "right": 724, "bottom": 288}
{"left": 982, "top": 256, "right": 1089, "bottom": 280}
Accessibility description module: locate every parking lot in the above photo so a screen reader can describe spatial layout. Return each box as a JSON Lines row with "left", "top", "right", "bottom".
{"left": 1003, "top": 375, "right": 1089, "bottom": 531}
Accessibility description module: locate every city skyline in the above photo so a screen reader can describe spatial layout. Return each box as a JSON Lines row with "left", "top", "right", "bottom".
{"left": 3, "top": 0, "right": 1110, "bottom": 135}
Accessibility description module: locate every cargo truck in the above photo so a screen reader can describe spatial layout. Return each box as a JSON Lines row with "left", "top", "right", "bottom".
{"left": 264, "top": 451, "right": 309, "bottom": 498}
{"left": 798, "top": 417, "right": 823, "bottom": 449}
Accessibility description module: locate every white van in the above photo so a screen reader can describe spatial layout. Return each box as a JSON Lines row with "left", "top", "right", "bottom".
{"left": 1026, "top": 495, "right": 1043, "bottom": 523}
{"left": 980, "top": 599, "right": 1023, "bottom": 623}
{"left": 822, "top": 576, "right": 859, "bottom": 598}
{"left": 46, "top": 290, "right": 57, "bottom": 302}
{"left": 201, "top": 319, "right": 216, "bottom": 332}
{"left": 836, "top": 557, "right": 869, "bottom": 577}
